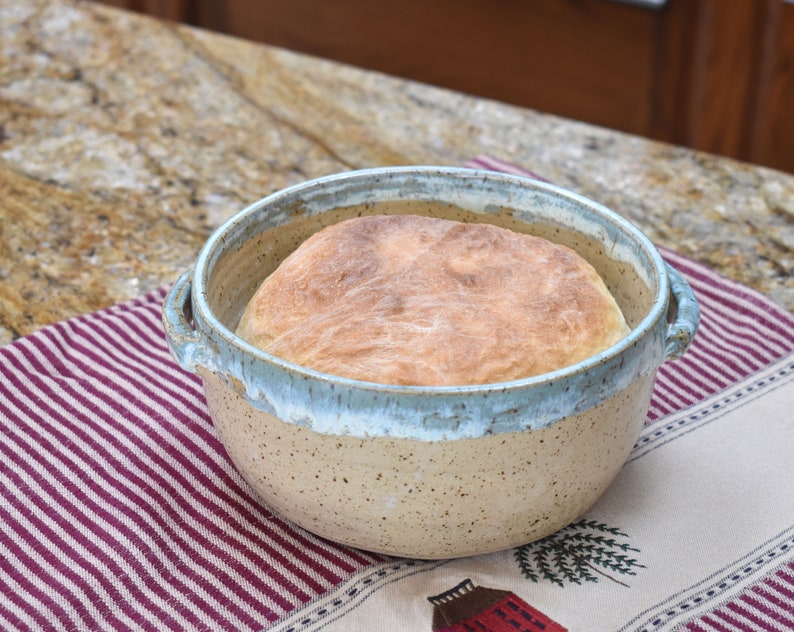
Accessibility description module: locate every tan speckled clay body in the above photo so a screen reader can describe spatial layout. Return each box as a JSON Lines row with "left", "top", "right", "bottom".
{"left": 203, "top": 369, "right": 654, "bottom": 558}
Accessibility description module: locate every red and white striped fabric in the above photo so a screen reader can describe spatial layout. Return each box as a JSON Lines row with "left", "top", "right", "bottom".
{"left": 0, "top": 289, "right": 386, "bottom": 630}
{"left": 2, "top": 157, "right": 793, "bottom": 631}
{"left": 688, "top": 565, "right": 794, "bottom": 632}
{"left": 648, "top": 245, "right": 794, "bottom": 420}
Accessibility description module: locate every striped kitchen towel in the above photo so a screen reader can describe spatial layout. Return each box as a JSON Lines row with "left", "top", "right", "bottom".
{"left": 2, "top": 158, "right": 793, "bottom": 631}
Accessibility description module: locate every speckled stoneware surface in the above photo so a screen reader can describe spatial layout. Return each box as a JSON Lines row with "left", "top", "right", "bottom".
{"left": 199, "top": 370, "right": 656, "bottom": 558}
{"left": 162, "top": 167, "right": 699, "bottom": 558}
{"left": 1, "top": 0, "right": 793, "bottom": 348}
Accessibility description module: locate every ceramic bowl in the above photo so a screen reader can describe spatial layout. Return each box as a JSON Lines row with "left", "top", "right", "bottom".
{"left": 162, "top": 167, "right": 699, "bottom": 559}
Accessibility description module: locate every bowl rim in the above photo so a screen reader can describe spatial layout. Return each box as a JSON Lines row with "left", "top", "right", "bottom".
{"left": 191, "top": 165, "right": 670, "bottom": 396}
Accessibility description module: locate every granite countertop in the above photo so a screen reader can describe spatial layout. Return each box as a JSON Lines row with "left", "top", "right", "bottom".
{"left": 1, "top": 0, "right": 793, "bottom": 345}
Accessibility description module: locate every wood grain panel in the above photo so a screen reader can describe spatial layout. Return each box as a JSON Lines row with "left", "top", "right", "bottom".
{"left": 97, "top": 0, "right": 190, "bottom": 21}
{"left": 747, "top": 0, "right": 794, "bottom": 172}
{"left": 198, "top": 0, "right": 660, "bottom": 136}
{"left": 681, "top": 0, "right": 767, "bottom": 157}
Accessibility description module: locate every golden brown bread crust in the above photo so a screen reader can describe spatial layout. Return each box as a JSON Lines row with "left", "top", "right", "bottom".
{"left": 236, "top": 215, "right": 630, "bottom": 386}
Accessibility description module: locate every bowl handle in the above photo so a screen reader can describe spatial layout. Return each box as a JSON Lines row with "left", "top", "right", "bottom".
{"left": 162, "top": 269, "right": 210, "bottom": 373}
{"left": 664, "top": 263, "right": 700, "bottom": 360}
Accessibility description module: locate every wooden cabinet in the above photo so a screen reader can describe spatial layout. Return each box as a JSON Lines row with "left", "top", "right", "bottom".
{"left": 99, "top": 0, "right": 794, "bottom": 173}
{"left": 96, "top": 0, "right": 189, "bottom": 22}
{"left": 659, "top": 0, "right": 794, "bottom": 173}
{"left": 195, "top": 0, "right": 663, "bottom": 139}
{"left": 747, "top": 1, "right": 794, "bottom": 172}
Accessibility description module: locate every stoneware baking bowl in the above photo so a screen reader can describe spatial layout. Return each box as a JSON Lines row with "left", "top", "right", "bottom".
{"left": 162, "top": 166, "right": 699, "bottom": 559}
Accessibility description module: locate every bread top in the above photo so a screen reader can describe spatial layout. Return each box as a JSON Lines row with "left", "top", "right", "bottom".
{"left": 236, "top": 214, "right": 630, "bottom": 386}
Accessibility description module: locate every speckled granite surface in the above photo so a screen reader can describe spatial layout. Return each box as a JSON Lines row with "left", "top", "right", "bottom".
{"left": 1, "top": 0, "right": 793, "bottom": 345}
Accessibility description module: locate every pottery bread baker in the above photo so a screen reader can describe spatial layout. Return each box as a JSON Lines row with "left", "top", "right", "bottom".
{"left": 235, "top": 214, "right": 631, "bottom": 386}
{"left": 162, "top": 167, "right": 700, "bottom": 559}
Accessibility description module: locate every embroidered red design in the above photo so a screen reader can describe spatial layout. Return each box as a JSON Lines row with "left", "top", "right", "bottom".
{"left": 427, "top": 578, "right": 567, "bottom": 632}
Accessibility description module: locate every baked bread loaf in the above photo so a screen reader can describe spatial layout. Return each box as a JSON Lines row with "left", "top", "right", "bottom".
{"left": 236, "top": 214, "right": 630, "bottom": 386}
